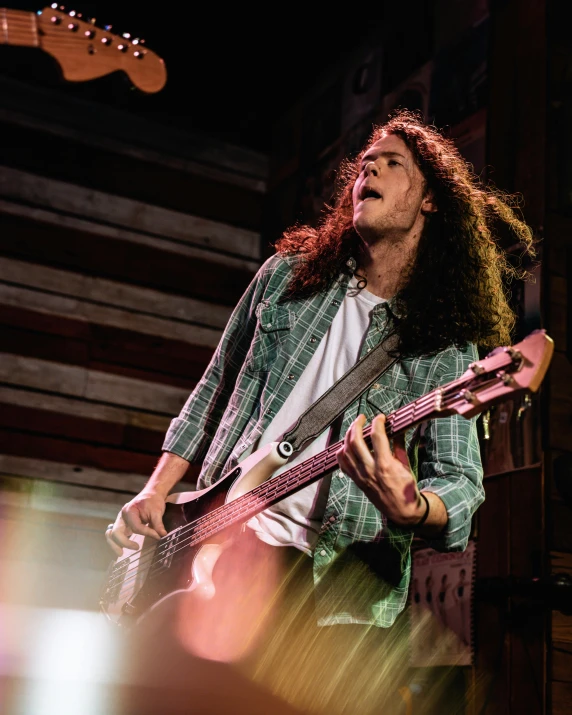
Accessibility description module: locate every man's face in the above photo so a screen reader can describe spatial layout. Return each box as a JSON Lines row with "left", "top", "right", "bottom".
{"left": 352, "top": 133, "right": 435, "bottom": 244}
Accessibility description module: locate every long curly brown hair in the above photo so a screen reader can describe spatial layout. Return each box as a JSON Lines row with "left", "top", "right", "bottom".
{"left": 275, "top": 109, "right": 537, "bottom": 357}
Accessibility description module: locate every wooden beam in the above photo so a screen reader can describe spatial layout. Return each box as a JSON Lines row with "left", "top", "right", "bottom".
{"left": 0, "top": 166, "right": 262, "bottom": 261}
{"left": 0, "top": 196, "right": 261, "bottom": 274}
{"left": 0, "top": 353, "right": 190, "bottom": 415}
{"left": 0, "top": 283, "right": 223, "bottom": 351}
{"left": 0, "top": 454, "right": 149, "bottom": 493}
{"left": 0, "top": 256, "right": 233, "bottom": 330}
{"left": 0, "top": 212, "right": 256, "bottom": 306}
{"left": 0, "top": 428, "right": 159, "bottom": 475}
{"left": 0, "top": 304, "right": 214, "bottom": 386}
{"left": 1, "top": 121, "right": 265, "bottom": 230}
{"left": 0, "top": 166, "right": 263, "bottom": 266}
{"left": 0, "top": 385, "right": 171, "bottom": 431}
{"left": 0, "top": 403, "right": 165, "bottom": 454}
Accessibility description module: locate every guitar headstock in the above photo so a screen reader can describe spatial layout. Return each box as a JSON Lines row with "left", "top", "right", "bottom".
{"left": 37, "top": 5, "right": 167, "bottom": 93}
{"left": 441, "top": 329, "right": 554, "bottom": 419}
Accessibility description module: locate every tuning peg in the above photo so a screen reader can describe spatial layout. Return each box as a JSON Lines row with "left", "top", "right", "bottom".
{"left": 68, "top": 10, "right": 76, "bottom": 16}
{"left": 104, "top": 24, "right": 112, "bottom": 31}
{"left": 122, "top": 32, "right": 131, "bottom": 39}
{"left": 132, "top": 38, "right": 140, "bottom": 45}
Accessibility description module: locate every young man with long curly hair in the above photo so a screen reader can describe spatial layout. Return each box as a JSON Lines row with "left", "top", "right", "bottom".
{"left": 106, "top": 109, "right": 536, "bottom": 714}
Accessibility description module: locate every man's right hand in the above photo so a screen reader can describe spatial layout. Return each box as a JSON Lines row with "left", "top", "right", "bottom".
{"left": 105, "top": 490, "right": 169, "bottom": 557}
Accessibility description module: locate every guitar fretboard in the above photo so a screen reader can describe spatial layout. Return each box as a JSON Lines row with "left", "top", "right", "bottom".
{"left": 1, "top": 9, "right": 38, "bottom": 46}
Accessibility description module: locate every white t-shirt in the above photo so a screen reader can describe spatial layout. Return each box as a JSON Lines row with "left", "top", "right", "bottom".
{"left": 246, "top": 277, "right": 386, "bottom": 554}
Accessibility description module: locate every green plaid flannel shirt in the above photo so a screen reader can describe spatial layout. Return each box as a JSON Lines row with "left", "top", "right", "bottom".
{"left": 163, "top": 253, "right": 485, "bottom": 627}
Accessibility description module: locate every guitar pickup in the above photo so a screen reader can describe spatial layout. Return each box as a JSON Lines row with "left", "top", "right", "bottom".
{"left": 148, "top": 530, "right": 180, "bottom": 576}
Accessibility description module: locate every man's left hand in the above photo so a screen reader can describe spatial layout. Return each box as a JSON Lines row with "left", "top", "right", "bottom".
{"left": 336, "top": 413, "right": 425, "bottom": 526}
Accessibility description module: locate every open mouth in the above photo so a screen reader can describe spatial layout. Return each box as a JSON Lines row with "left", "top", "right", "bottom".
{"left": 360, "top": 187, "right": 382, "bottom": 201}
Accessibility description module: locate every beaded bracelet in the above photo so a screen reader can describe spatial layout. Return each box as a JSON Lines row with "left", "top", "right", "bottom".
{"left": 415, "top": 492, "right": 430, "bottom": 527}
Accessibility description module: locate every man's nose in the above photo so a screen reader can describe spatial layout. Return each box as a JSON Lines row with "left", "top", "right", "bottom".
{"left": 365, "top": 161, "right": 378, "bottom": 176}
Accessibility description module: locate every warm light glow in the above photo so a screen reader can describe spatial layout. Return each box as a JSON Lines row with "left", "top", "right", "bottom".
{"left": 176, "top": 535, "right": 282, "bottom": 663}
{"left": 1, "top": 604, "right": 124, "bottom": 714}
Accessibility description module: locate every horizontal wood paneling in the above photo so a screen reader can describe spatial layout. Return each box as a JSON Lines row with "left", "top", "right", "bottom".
{"left": 0, "top": 453, "right": 198, "bottom": 497}
{"left": 0, "top": 404, "right": 164, "bottom": 454}
{"left": 0, "top": 455, "right": 148, "bottom": 495}
{"left": 0, "top": 386, "right": 170, "bottom": 432}
{"left": 0, "top": 257, "right": 232, "bottom": 332}
{"left": 0, "top": 74, "right": 268, "bottom": 192}
{"left": 0, "top": 428, "right": 159, "bottom": 475}
{"left": 1, "top": 121, "right": 265, "bottom": 231}
{"left": 0, "top": 212, "right": 256, "bottom": 307}
{"left": 1, "top": 197, "right": 260, "bottom": 275}
{"left": 0, "top": 304, "right": 212, "bottom": 388}
{"left": 0, "top": 353, "right": 190, "bottom": 414}
{"left": 0, "top": 166, "right": 262, "bottom": 263}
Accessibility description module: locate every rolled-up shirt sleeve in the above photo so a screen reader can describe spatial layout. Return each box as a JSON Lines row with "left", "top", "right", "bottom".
{"left": 417, "top": 344, "right": 486, "bottom": 552}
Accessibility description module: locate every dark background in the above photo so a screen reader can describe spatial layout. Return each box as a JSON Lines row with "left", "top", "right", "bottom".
{"left": 0, "top": 1, "right": 433, "bottom": 152}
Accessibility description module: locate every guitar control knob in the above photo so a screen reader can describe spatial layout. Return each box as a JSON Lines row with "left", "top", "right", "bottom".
{"left": 67, "top": 22, "right": 79, "bottom": 31}
{"left": 50, "top": 15, "right": 61, "bottom": 24}
{"left": 117, "top": 43, "right": 128, "bottom": 52}
{"left": 84, "top": 29, "right": 95, "bottom": 38}
{"left": 101, "top": 36, "right": 112, "bottom": 45}
{"left": 133, "top": 50, "right": 145, "bottom": 59}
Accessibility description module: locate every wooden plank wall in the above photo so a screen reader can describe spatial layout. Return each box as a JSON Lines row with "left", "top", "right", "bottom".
{"left": 0, "top": 73, "right": 268, "bottom": 612}
{"left": 546, "top": 2, "right": 572, "bottom": 711}
{"left": 471, "top": 1, "right": 550, "bottom": 713}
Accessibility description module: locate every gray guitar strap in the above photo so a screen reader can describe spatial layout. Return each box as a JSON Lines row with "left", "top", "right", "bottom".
{"left": 281, "top": 332, "right": 400, "bottom": 453}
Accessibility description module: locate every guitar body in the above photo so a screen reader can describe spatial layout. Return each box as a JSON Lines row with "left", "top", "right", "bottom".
{"left": 99, "top": 442, "right": 290, "bottom": 635}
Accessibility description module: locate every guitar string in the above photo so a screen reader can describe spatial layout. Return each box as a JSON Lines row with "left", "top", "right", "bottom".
{"left": 107, "top": 446, "right": 341, "bottom": 596}
{"left": 5, "top": 28, "right": 147, "bottom": 52}
{"left": 5, "top": 22, "right": 152, "bottom": 54}
{"left": 104, "top": 372, "right": 491, "bottom": 597}
{"left": 106, "top": 342, "right": 518, "bottom": 595}
{"left": 104, "top": 371, "right": 498, "bottom": 596}
{"left": 105, "top": 368, "right": 505, "bottom": 599}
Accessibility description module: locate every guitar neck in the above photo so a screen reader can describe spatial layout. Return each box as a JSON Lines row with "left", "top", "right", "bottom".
{"left": 186, "top": 382, "right": 456, "bottom": 546}
{"left": 249, "top": 385, "right": 447, "bottom": 510}
{"left": 1, "top": 8, "right": 39, "bottom": 47}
